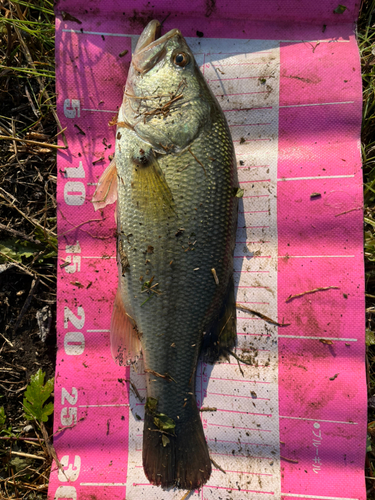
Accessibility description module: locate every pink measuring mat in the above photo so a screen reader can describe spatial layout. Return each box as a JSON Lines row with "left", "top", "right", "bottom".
{"left": 51, "top": 1, "right": 365, "bottom": 499}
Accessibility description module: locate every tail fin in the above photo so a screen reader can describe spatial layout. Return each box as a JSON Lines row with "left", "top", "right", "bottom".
{"left": 142, "top": 401, "right": 211, "bottom": 489}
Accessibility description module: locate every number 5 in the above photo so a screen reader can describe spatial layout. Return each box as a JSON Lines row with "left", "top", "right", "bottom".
{"left": 64, "top": 99, "right": 80, "bottom": 118}
{"left": 61, "top": 407, "right": 77, "bottom": 426}
{"left": 58, "top": 455, "right": 81, "bottom": 482}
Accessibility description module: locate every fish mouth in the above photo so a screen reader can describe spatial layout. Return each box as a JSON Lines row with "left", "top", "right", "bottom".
{"left": 132, "top": 20, "right": 179, "bottom": 73}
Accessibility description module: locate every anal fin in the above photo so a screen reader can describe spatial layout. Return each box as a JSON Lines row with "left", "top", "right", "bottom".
{"left": 110, "top": 287, "right": 141, "bottom": 365}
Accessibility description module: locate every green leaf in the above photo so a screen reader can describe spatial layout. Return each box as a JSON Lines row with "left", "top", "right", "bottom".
{"left": 0, "top": 238, "right": 39, "bottom": 263}
{"left": 145, "top": 397, "right": 158, "bottom": 413}
{"left": 367, "top": 433, "right": 372, "bottom": 452}
{"left": 333, "top": 4, "right": 347, "bottom": 13}
{"left": 10, "top": 456, "right": 33, "bottom": 472}
{"left": 366, "top": 329, "right": 375, "bottom": 346}
{"left": 0, "top": 406, "right": 6, "bottom": 427}
{"left": 153, "top": 413, "right": 176, "bottom": 433}
{"left": 162, "top": 434, "right": 170, "bottom": 447}
{"left": 235, "top": 188, "right": 244, "bottom": 198}
{"left": 33, "top": 227, "right": 57, "bottom": 259}
{"left": 23, "top": 369, "right": 54, "bottom": 423}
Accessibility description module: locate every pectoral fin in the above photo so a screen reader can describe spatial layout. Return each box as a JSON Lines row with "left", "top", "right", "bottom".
{"left": 92, "top": 158, "right": 117, "bottom": 211}
{"left": 131, "top": 151, "right": 175, "bottom": 218}
{"left": 110, "top": 287, "right": 141, "bottom": 365}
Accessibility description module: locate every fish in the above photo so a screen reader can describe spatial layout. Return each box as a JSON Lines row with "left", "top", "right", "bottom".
{"left": 92, "top": 19, "right": 239, "bottom": 490}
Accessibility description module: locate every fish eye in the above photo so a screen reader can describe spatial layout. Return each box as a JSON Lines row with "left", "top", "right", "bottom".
{"left": 173, "top": 51, "right": 190, "bottom": 68}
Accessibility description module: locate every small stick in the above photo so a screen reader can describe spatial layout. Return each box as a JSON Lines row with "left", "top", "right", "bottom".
{"left": 14, "top": 277, "right": 40, "bottom": 332}
{"left": 148, "top": 428, "right": 176, "bottom": 437}
{"left": 0, "top": 222, "right": 43, "bottom": 245}
{"left": 0, "top": 332, "right": 13, "bottom": 347}
{"left": 179, "top": 490, "right": 193, "bottom": 500}
{"left": 25, "top": 85, "right": 40, "bottom": 118}
{"left": 0, "top": 436, "right": 42, "bottom": 442}
{"left": 0, "top": 252, "right": 34, "bottom": 277}
{"left": 236, "top": 303, "right": 290, "bottom": 326}
{"left": 144, "top": 369, "right": 176, "bottom": 383}
{"left": 280, "top": 455, "right": 299, "bottom": 464}
{"left": 124, "top": 379, "right": 144, "bottom": 402}
{"left": 92, "top": 156, "right": 105, "bottom": 164}
{"left": 10, "top": 450, "right": 45, "bottom": 461}
{"left": 37, "top": 420, "right": 67, "bottom": 478}
{"left": 226, "top": 349, "right": 254, "bottom": 366}
{"left": 74, "top": 124, "right": 86, "bottom": 135}
{"left": 236, "top": 356, "right": 245, "bottom": 377}
{"left": 0, "top": 135, "right": 66, "bottom": 149}
{"left": 211, "top": 457, "right": 226, "bottom": 474}
{"left": 200, "top": 407, "right": 217, "bottom": 412}
{"left": 335, "top": 206, "right": 362, "bottom": 217}
{"left": 211, "top": 268, "right": 219, "bottom": 285}
{"left": 188, "top": 147, "right": 207, "bottom": 177}
{"left": 285, "top": 286, "right": 339, "bottom": 302}
{"left": 124, "top": 91, "right": 173, "bottom": 99}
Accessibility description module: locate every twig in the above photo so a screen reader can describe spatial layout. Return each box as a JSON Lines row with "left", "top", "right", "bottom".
{"left": 285, "top": 286, "right": 339, "bottom": 302}
{"left": 226, "top": 349, "right": 254, "bottom": 366}
{"left": 188, "top": 147, "right": 207, "bottom": 177}
{"left": 179, "top": 490, "right": 193, "bottom": 500}
{"left": 0, "top": 332, "right": 14, "bottom": 347}
{"left": 4, "top": 480, "right": 48, "bottom": 491}
{"left": 148, "top": 428, "right": 176, "bottom": 437}
{"left": 200, "top": 407, "right": 217, "bottom": 412}
{"left": 144, "top": 369, "right": 176, "bottom": 383}
{"left": 25, "top": 85, "right": 40, "bottom": 118}
{"left": 335, "top": 206, "right": 362, "bottom": 217}
{"left": 0, "top": 222, "right": 43, "bottom": 245}
{"left": 0, "top": 436, "right": 42, "bottom": 442}
{"left": 10, "top": 451, "right": 45, "bottom": 461}
{"left": 235, "top": 354, "right": 244, "bottom": 376}
{"left": 124, "top": 379, "right": 144, "bottom": 402}
{"left": 10, "top": 117, "right": 21, "bottom": 167}
{"left": 210, "top": 457, "right": 226, "bottom": 474}
{"left": 0, "top": 194, "right": 57, "bottom": 237}
{"left": 0, "top": 252, "right": 34, "bottom": 277}
{"left": 280, "top": 455, "right": 299, "bottom": 463}
{"left": 211, "top": 268, "right": 219, "bottom": 285}
{"left": 36, "top": 420, "right": 67, "bottom": 478}
{"left": 5, "top": 12, "right": 12, "bottom": 66}
{"left": 0, "top": 135, "right": 66, "bottom": 150}
{"left": 14, "top": 277, "right": 40, "bottom": 333}
{"left": 236, "top": 303, "right": 290, "bottom": 326}
{"left": 52, "top": 417, "right": 85, "bottom": 437}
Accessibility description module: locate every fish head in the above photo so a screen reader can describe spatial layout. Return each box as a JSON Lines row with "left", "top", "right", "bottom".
{"left": 120, "top": 20, "right": 215, "bottom": 153}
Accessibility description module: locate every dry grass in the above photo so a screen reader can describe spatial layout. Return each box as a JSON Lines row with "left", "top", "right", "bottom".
{"left": 0, "top": 1, "right": 57, "bottom": 498}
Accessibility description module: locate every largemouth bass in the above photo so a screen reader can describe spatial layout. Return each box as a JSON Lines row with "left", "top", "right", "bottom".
{"left": 93, "top": 19, "right": 239, "bottom": 490}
